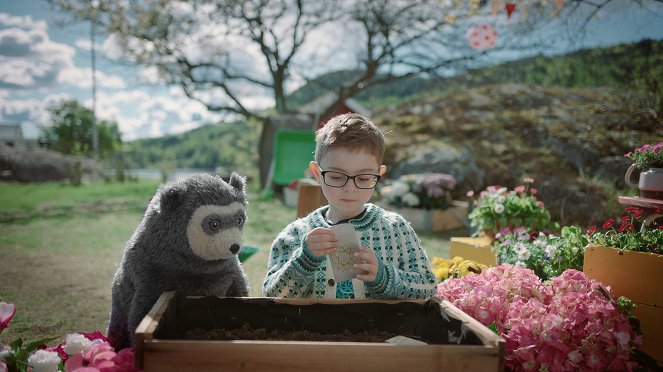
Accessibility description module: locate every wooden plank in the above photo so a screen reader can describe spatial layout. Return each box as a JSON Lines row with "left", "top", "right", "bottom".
{"left": 617, "top": 196, "right": 663, "bottom": 210}
{"left": 450, "top": 237, "right": 496, "bottom": 266}
{"left": 134, "top": 291, "right": 176, "bottom": 369}
{"left": 583, "top": 245, "right": 663, "bottom": 307}
{"left": 142, "top": 341, "right": 502, "bottom": 372}
{"left": 632, "top": 302, "right": 663, "bottom": 364}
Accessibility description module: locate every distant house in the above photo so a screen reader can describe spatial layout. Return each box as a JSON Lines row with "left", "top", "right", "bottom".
{"left": 0, "top": 123, "right": 24, "bottom": 147}
{"left": 298, "top": 92, "right": 372, "bottom": 129}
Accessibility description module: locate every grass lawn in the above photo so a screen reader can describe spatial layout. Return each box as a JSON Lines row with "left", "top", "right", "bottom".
{"left": 0, "top": 179, "right": 459, "bottom": 346}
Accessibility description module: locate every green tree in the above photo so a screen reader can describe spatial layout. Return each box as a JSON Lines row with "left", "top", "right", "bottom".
{"left": 42, "top": 99, "right": 122, "bottom": 159}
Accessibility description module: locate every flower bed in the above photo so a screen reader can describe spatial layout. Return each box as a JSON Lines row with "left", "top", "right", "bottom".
{"left": 135, "top": 293, "right": 504, "bottom": 372}
{"left": 436, "top": 265, "right": 645, "bottom": 371}
{"left": 0, "top": 302, "right": 138, "bottom": 372}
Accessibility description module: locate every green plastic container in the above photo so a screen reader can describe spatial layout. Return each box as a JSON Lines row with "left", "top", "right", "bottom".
{"left": 271, "top": 129, "right": 316, "bottom": 186}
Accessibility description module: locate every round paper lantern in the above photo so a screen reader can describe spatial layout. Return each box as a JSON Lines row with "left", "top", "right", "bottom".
{"left": 466, "top": 24, "right": 497, "bottom": 50}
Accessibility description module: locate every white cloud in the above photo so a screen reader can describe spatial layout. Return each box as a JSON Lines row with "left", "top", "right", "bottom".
{"left": 0, "top": 13, "right": 126, "bottom": 92}
{"left": 74, "top": 38, "right": 92, "bottom": 50}
{"left": 0, "top": 13, "right": 47, "bottom": 31}
{"left": 58, "top": 67, "right": 126, "bottom": 89}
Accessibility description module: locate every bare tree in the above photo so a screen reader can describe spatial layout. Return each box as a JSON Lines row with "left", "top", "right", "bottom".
{"left": 51, "top": 0, "right": 663, "bottom": 185}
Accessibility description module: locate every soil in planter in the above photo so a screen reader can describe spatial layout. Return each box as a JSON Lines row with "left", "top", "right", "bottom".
{"left": 158, "top": 297, "right": 484, "bottom": 346}
{"left": 185, "top": 323, "right": 423, "bottom": 343}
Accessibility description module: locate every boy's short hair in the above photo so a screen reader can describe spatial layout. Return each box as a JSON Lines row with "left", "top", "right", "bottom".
{"left": 314, "top": 113, "right": 385, "bottom": 164}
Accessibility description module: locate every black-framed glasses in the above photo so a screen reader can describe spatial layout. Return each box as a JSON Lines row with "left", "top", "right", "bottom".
{"left": 320, "top": 170, "right": 381, "bottom": 189}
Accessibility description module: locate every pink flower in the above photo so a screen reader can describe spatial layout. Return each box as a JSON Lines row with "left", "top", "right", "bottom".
{"left": 112, "top": 348, "right": 136, "bottom": 372}
{"left": 436, "top": 265, "right": 642, "bottom": 371}
{"left": 0, "top": 302, "right": 16, "bottom": 333}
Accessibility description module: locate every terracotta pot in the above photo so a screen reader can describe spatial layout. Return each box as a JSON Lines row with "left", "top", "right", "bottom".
{"left": 625, "top": 165, "right": 663, "bottom": 200}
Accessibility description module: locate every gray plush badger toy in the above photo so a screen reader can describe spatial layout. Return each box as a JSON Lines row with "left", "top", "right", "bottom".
{"left": 107, "top": 172, "right": 249, "bottom": 349}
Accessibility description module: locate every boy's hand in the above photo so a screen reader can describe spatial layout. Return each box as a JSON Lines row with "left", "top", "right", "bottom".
{"left": 354, "top": 247, "right": 379, "bottom": 282}
{"left": 305, "top": 227, "right": 338, "bottom": 257}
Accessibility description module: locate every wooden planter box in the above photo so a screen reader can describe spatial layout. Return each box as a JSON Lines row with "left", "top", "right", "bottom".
{"left": 583, "top": 244, "right": 663, "bottom": 364}
{"left": 382, "top": 201, "right": 469, "bottom": 233}
{"left": 449, "top": 236, "right": 496, "bottom": 266}
{"left": 135, "top": 293, "right": 504, "bottom": 372}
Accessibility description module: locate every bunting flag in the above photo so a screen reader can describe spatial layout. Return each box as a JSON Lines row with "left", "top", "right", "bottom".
{"left": 466, "top": 24, "right": 498, "bottom": 50}
{"left": 554, "top": 0, "right": 564, "bottom": 11}
{"left": 491, "top": 0, "right": 502, "bottom": 16}
{"left": 505, "top": 2, "right": 516, "bottom": 18}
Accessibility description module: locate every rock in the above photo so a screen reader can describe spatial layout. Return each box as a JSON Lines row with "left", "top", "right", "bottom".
{"left": 0, "top": 145, "right": 105, "bottom": 183}
{"left": 391, "top": 143, "right": 485, "bottom": 192}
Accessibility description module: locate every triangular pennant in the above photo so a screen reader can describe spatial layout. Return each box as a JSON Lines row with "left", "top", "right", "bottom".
{"left": 505, "top": 2, "right": 516, "bottom": 18}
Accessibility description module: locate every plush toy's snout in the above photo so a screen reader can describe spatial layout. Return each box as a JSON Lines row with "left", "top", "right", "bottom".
{"left": 230, "top": 244, "right": 240, "bottom": 254}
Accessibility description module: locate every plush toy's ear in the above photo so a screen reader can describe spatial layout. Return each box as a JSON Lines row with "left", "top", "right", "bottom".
{"left": 160, "top": 186, "right": 184, "bottom": 212}
{"left": 229, "top": 172, "right": 246, "bottom": 193}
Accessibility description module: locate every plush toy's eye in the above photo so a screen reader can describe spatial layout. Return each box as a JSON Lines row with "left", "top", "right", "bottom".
{"left": 237, "top": 216, "right": 245, "bottom": 226}
{"left": 209, "top": 219, "right": 221, "bottom": 230}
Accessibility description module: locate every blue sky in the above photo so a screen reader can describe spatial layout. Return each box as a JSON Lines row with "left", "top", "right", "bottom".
{"left": 1, "top": 0, "right": 662, "bottom": 142}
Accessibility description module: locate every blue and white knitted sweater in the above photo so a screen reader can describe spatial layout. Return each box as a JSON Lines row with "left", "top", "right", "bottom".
{"left": 262, "top": 203, "right": 437, "bottom": 299}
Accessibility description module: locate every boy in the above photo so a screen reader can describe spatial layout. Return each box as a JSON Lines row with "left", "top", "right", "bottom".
{"left": 263, "top": 113, "right": 437, "bottom": 299}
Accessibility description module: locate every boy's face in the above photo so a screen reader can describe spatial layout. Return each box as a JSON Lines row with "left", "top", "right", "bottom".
{"left": 310, "top": 147, "right": 386, "bottom": 221}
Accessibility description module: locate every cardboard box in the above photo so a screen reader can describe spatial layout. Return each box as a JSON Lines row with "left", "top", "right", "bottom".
{"left": 449, "top": 236, "right": 496, "bottom": 266}
{"left": 135, "top": 293, "right": 505, "bottom": 372}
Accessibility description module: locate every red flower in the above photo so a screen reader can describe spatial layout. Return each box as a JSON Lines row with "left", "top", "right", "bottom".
{"left": 659, "top": 225, "right": 663, "bottom": 230}
{"left": 625, "top": 207, "right": 639, "bottom": 213}
{"left": 602, "top": 219, "right": 616, "bottom": 229}
{"left": 587, "top": 226, "right": 597, "bottom": 236}
{"left": 618, "top": 222, "right": 633, "bottom": 233}
{"left": 633, "top": 209, "right": 643, "bottom": 219}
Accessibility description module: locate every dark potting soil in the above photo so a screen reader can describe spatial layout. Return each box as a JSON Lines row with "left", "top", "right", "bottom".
{"left": 185, "top": 323, "right": 423, "bottom": 343}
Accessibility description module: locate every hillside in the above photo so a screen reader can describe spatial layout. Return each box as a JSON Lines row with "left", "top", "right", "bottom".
{"left": 288, "top": 39, "right": 663, "bottom": 113}
{"left": 119, "top": 40, "right": 663, "bottom": 226}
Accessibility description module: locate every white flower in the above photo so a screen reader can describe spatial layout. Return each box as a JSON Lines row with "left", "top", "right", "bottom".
{"left": 402, "top": 192, "right": 420, "bottom": 207}
{"left": 545, "top": 244, "right": 557, "bottom": 257}
{"left": 27, "top": 350, "right": 61, "bottom": 372}
{"left": 517, "top": 249, "right": 531, "bottom": 260}
{"left": 514, "top": 242, "right": 527, "bottom": 254}
{"left": 63, "top": 333, "right": 94, "bottom": 355}
{"left": 515, "top": 261, "right": 527, "bottom": 268}
{"left": 496, "top": 195, "right": 506, "bottom": 203}
{"left": 493, "top": 203, "right": 505, "bottom": 214}
{"left": 391, "top": 181, "right": 410, "bottom": 197}
{"left": 533, "top": 239, "right": 546, "bottom": 247}
{"left": 0, "top": 346, "right": 11, "bottom": 362}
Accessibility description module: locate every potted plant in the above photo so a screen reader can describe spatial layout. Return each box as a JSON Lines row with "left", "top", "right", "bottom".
{"left": 624, "top": 141, "right": 663, "bottom": 199}
{"left": 467, "top": 179, "right": 559, "bottom": 240}
{"left": 492, "top": 225, "right": 587, "bottom": 281}
{"left": 377, "top": 173, "right": 468, "bottom": 233}
{"left": 583, "top": 206, "right": 663, "bottom": 363}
